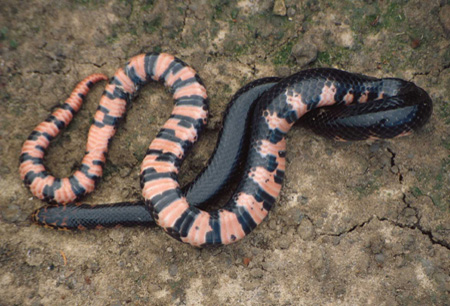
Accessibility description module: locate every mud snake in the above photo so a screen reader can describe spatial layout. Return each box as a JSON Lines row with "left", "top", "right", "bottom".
{"left": 19, "top": 53, "right": 433, "bottom": 247}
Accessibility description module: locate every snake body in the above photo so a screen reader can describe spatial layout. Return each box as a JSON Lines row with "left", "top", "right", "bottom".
{"left": 32, "top": 77, "right": 281, "bottom": 230}
{"left": 20, "top": 53, "right": 433, "bottom": 246}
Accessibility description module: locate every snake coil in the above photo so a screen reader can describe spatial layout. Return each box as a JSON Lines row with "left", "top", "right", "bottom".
{"left": 20, "top": 53, "right": 432, "bottom": 247}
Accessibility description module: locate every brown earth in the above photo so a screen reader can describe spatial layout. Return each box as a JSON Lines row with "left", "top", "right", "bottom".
{"left": 0, "top": 0, "right": 449, "bottom": 305}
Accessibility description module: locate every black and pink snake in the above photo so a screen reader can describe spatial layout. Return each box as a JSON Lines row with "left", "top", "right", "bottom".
{"left": 20, "top": 53, "right": 433, "bottom": 247}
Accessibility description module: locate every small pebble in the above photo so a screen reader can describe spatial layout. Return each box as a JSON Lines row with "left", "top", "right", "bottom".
{"left": 298, "top": 195, "right": 309, "bottom": 205}
{"left": 439, "top": 5, "right": 450, "bottom": 35}
{"left": 403, "top": 207, "right": 416, "bottom": 218}
{"left": 243, "top": 257, "right": 252, "bottom": 266}
{"left": 250, "top": 268, "right": 264, "bottom": 278}
{"left": 275, "top": 66, "right": 291, "bottom": 77}
{"left": 261, "top": 261, "right": 274, "bottom": 272}
{"left": 273, "top": 0, "right": 287, "bottom": 16}
{"left": 26, "top": 249, "right": 44, "bottom": 267}
{"left": 285, "top": 208, "right": 303, "bottom": 226}
{"left": 109, "top": 231, "right": 125, "bottom": 244}
{"left": 297, "top": 218, "right": 315, "bottom": 241}
{"left": 390, "top": 165, "right": 399, "bottom": 174}
{"left": 395, "top": 256, "right": 407, "bottom": 268}
{"left": 268, "top": 219, "right": 277, "bottom": 230}
{"left": 411, "top": 38, "right": 421, "bottom": 49}
{"left": 369, "top": 142, "right": 380, "bottom": 153}
{"left": 168, "top": 264, "right": 178, "bottom": 277}
{"left": 332, "top": 237, "right": 340, "bottom": 246}
{"left": 278, "top": 237, "right": 291, "bottom": 249}
{"left": 242, "top": 281, "right": 259, "bottom": 290}
{"left": 2, "top": 204, "right": 22, "bottom": 223}
{"left": 0, "top": 272, "right": 14, "bottom": 286}
{"left": 287, "top": 7, "right": 296, "bottom": 18}
{"left": 374, "top": 253, "right": 385, "bottom": 264}
{"left": 404, "top": 235, "right": 416, "bottom": 250}
{"left": 291, "top": 41, "right": 318, "bottom": 67}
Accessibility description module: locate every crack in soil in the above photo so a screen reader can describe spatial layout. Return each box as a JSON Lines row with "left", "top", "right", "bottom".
{"left": 181, "top": 0, "right": 189, "bottom": 40}
{"left": 377, "top": 216, "right": 450, "bottom": 251}
{"left": 411, "top": 63, "right": 450, "bottom": 80}
{"left": 317, "top": 217, "right": 374, "bottom": 237}
{"left": 312, "top": 208, "right": 449, "bottom": 251}
{"left": 386, "top": 147, "right": 403, "bottom": 183}
{"left": 398, "top": 192, "right": 450, "bottom": 251}
{"left": 235, "top": 57, "right": 257, "bottom": 76}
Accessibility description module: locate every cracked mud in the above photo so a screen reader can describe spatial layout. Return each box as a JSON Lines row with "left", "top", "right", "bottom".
{"left": 1, "top": 0, "right": 449, "bottom": 305}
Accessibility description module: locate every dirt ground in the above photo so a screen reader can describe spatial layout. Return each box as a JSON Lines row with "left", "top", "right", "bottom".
{"left": 1, "top": 0, "right": 449, "bottom": 305}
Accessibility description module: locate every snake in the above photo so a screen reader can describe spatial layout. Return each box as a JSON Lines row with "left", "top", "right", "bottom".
{"left": 19, "top": 53, "right": 433, "bottom": 247}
